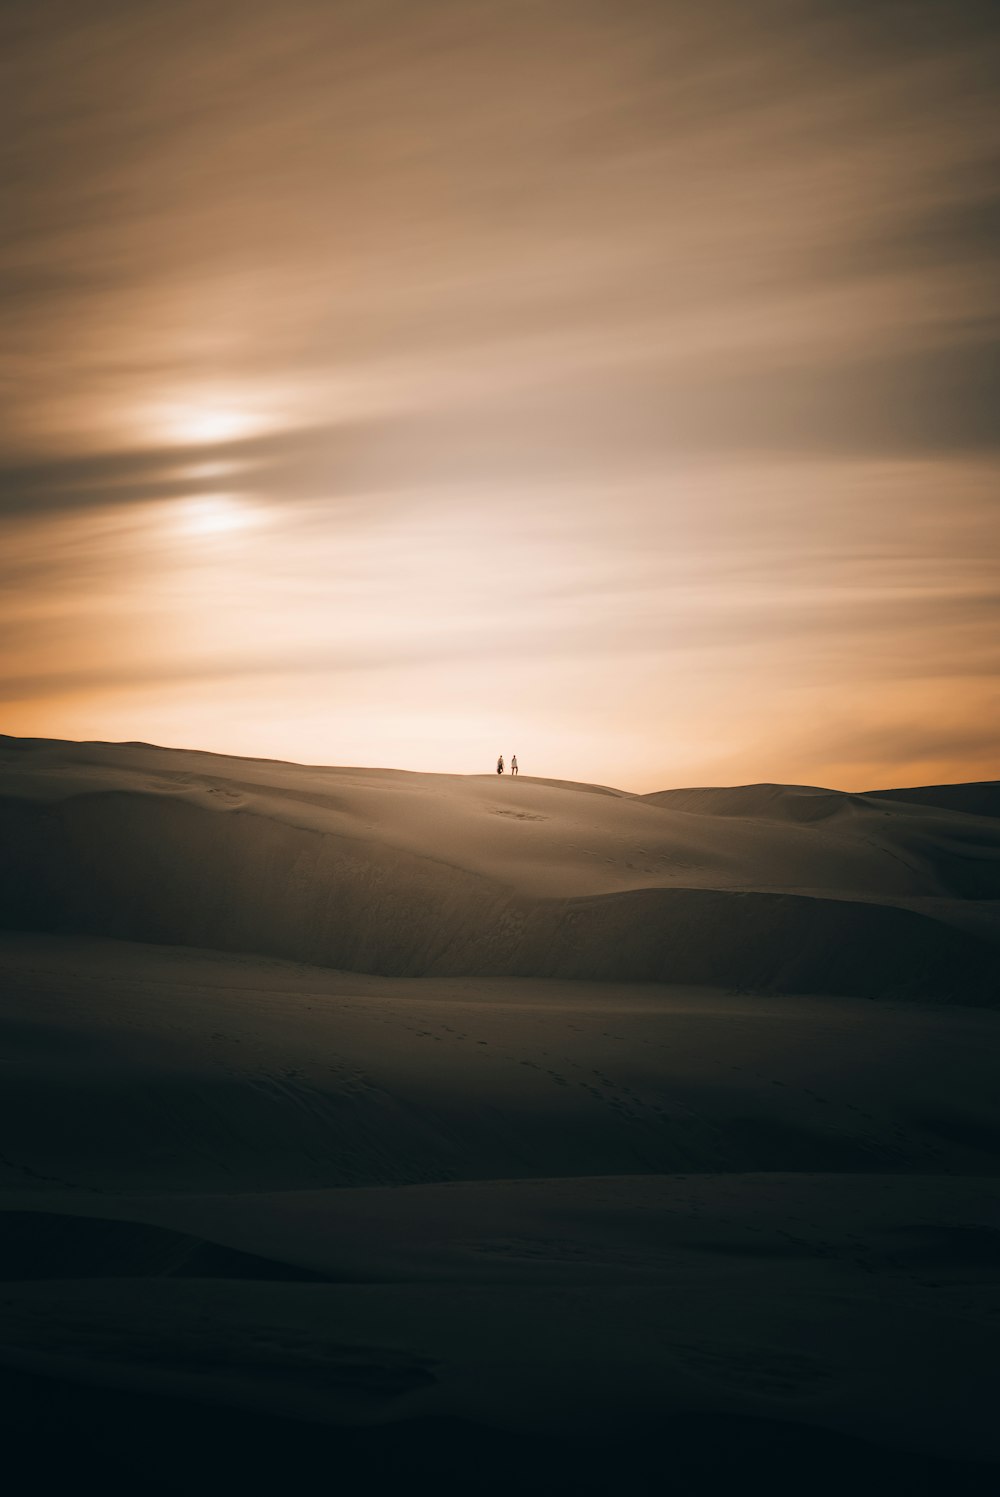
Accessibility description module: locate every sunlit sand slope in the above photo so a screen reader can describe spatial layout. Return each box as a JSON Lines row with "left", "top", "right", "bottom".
{"left": 2, "top": 737, "right": 998, "bottom": 999}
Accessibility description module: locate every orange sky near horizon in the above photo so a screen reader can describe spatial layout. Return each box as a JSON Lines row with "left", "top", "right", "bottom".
{"left": 2, "top": 1, "right": 998, "bottom": 793}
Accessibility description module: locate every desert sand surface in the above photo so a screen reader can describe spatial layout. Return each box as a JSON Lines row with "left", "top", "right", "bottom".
{"left": 2, "top": 735, "right": 999, "bottom": 997}
{"left": 1, "top": 737, "right": 998, "bottom": 1493}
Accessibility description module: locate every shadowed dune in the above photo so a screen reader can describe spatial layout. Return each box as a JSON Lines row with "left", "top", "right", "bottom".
{"left": 641, "top": 783, "right": 853, "bottom": 821}
{"left": 0, "top": 932, "right": 997, "bottom": 1481}
{"left": 644, "top": 780, "right": 1000, "bottom": 824}
{"left": 0, "top": 1211, "right": 329, "bottom": 1282}
{"left": 1, "top": 1364, "right": 996, "bottom": 1497}
{"left": 2, "top": 937, "right": 998, "bottom": 1193}
{"left": 867, "top": 782, "right": 1000, "bottom": 821}
{"left": 2, "top": 739, "right": 999, "bottom": 1490}
{"left": 1, "top": 738, "right": 998, "bottom": 1001}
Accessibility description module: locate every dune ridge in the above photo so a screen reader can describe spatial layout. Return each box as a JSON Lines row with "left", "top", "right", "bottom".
{"left": 1, "top": 737, "right": 998, "bottom": 1002}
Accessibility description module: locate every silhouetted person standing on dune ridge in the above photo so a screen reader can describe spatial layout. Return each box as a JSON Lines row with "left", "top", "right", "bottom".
{"left": 511, "top": 755, "right": 518, "bottom": 775}
{"left": 497, "top": 755, "right": 504, "bottom": 775}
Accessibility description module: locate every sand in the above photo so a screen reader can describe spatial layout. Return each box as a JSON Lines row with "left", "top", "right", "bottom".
{"left": 2, "top": 735, "right": 999, "bottom": 997}
{"left": 0, "top": 737, "right": 998, "bottom": 1493}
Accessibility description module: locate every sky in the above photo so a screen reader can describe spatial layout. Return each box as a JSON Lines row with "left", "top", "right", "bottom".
{"left": 2, "top": 0, "right": 998, "bottom": 791}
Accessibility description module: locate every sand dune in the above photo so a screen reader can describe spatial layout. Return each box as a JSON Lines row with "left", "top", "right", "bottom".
{"left": 0, "top": 1209, "right": 328, "bottom": 1283}
{"left": 1, "top": 738, "right": 998, "bottom": 1492}
{"left": 1, "top": 736, "right": 998, "bottom": 1000}
{"left": 0, "top": 934, "right": 997, "bottom": 1492}
{"left": 2, "top": 934, "right": 997, "bottom": 1193}
{"left": 868, "top": 782, "right": 1000, "bottom": 820}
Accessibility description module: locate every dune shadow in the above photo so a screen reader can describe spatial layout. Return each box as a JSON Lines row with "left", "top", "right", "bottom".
{"left": 0, "top": 1364, "right": 995, "bottom": 1497}
{"left": 0, "top": 1210, "right": 329, "bottom": 1283}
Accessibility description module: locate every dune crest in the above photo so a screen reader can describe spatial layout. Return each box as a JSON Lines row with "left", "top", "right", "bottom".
{"left": 1, "top": 737, "right": 997, "bottom": 1002}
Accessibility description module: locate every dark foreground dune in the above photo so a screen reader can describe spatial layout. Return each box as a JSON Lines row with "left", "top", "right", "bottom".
{"left": 0, "top": 738, "right": 998, "bottom": 1493}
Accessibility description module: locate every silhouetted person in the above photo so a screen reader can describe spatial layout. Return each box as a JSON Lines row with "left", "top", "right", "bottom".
{"left": 497, "top": 755, "right": 504, "bottom": 775}
{"left": 511, "top": 755, "right": 518, "bottom": 775}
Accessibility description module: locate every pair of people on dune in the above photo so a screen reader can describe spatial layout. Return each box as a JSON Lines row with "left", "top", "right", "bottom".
{"left": 497, "top": 755, "right": 518, "bottom": 776}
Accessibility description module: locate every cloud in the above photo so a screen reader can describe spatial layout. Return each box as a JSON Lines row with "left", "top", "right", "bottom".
{"left": 0, "top": 422, "right": 394, "bottom": 520}
{"left": 3, "top": 1, "right": 999, "bottom": 786}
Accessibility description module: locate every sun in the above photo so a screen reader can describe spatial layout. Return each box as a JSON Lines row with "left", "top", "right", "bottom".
{"left": 143, "top": 397, "right": 264, "bottom": 448}
{"left": 177, "top": 496, "right": 256, "bottom": 536}
{"left": 171, "top": 407, "right": 258, "bottom": 445}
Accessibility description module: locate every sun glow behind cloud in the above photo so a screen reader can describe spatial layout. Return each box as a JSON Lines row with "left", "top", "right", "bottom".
{"left": 174, "top": 495, "right": 260, "bottom": 537}
{"left": 147, "top": 400, "right": 270, "bottom": 448}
